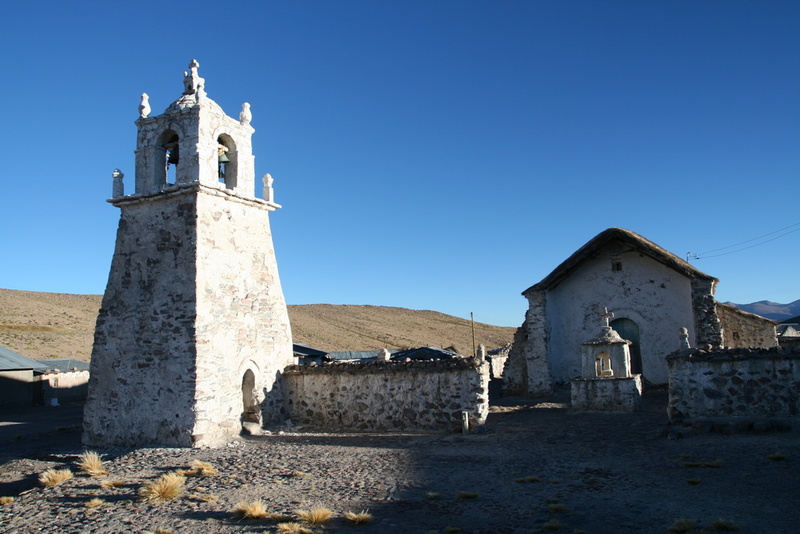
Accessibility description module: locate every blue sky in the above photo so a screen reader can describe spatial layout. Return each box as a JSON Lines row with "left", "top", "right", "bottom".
{"left": 1, "top": 1, "right": 797, "bottom": 327}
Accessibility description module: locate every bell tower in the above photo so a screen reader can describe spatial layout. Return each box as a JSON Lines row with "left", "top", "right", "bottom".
{"left": 83, "top": 60, "right": 294, "bottom": 448}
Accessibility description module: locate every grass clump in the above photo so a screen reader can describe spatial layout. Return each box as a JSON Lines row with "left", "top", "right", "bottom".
{"left": 277, "top": 523, "right": 314, "bottom": 533}
{"left": 456, "top": 491, "right": 479, "bottom": 500}
{"left": 668, "top": 518, "right": 698, "bottom": 533}
{"left": 686, "top": 479, "right": 702, "bottom": 485}
{"left": 139, "top": 472, "right": 185, "bottom": 502}
{"left": 295, "top": 506, "right": 333, "bottom": 524}
{"left": 515, "top": 476, "right": 541, "bottom": 483}
{"left": 344, "top": 510, "right": 373, "bottom": 524}
{"left": 85, "top": 498, "right": 105, "bottom": 508}
{"left": 77, "top": 451, "right": 108, "bottom": 476}
{"left": 541, "top": 518, "right": 562, "bottom": 531}
{"left": 0, "top": 496, "right": 14, "bottom": 505}
{"left": 178, "top": 460, "right": 217, "bottom": 477}
{"left": 424, "top": 491, "right": 442, "bottom": 500}
{"left": 100, "top": 479, "right": 126, "bottom": 489}
{"left": 145, "top": 530, "right": 174, "bottom": 534}
{"left": 711, "top": 519, "right": 741, "bottom": 531}
{"left": 767, "top": 453, "right": 787, "bottom": 461}
{"left": 232, "top": 500, "right": 270, "bottom": 519}
{"left": 39, "top": 468, "right": 73, "bottom": 487}
{"left": 547, "top": 503, "right": 567, "bottom": 513}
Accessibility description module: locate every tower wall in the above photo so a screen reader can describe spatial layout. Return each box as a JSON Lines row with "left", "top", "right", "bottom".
{"left": 193, "top": 188, "right": 293, "bottom": 445}
{"left": 84, "top": 189, "right": 200, "bottom": 447}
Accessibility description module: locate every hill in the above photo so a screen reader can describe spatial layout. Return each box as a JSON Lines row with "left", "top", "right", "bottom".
{"left": 725, "top": 299, "right": 800, "bottom": 322}
{"left": 0, "top": 289, "right": 514, "bottom": 362}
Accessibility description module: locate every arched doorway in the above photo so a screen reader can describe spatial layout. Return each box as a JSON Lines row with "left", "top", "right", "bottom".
{"left": 610, "top": 318, "right": 642, "bottom": 375}
{"left": 241, "top": 370, "right": 260, "bottom": 424}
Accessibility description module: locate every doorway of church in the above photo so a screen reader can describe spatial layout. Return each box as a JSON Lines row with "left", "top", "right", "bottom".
{"left": 610, "top": 318, "right": 642, "bottom": 376}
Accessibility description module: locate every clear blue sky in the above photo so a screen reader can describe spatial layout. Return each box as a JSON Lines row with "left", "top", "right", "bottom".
{"left": 1, "top": 1, "right": 797, "bottom": 327}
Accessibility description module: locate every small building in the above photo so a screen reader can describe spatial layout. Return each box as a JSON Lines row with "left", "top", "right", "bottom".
{"left": 292, "top": 343, "right": 329, "bottom": 365}
{"left": 505, "top": 228, "right": 777, "bottom": 396}
{"left": 0, "top": 345, "right": 48, "bottom": 407}
{"left": 35, "top": 359, "right": 91, "bottom": 404}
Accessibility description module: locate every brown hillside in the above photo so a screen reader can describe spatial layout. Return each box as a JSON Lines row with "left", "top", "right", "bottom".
{"left": 0, "top": 289, "right": 514, "bottom": 361}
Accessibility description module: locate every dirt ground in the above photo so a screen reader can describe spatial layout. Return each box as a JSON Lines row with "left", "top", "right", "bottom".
{"left": 1, "top": 390, "right": 799, "bottom": 534}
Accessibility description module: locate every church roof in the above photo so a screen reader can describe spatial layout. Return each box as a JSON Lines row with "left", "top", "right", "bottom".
{"left": 524, "top": 227, "right": 717, "bottom": 295}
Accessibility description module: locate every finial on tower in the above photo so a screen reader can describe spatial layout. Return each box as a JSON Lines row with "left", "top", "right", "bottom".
{"left": 138, "top": 93, "right": 150, "bottom": 118}
{"left": 182, "top": 59, "right": 205, "bottom": 96}
{"left": 240, "top": 102, "right": 252, "bottom": 125}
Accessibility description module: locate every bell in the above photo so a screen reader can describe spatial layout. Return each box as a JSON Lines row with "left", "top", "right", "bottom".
{"left": 218, "top": 152, "right": 230, "bottom": 163}
{"left": 167, "top": 151, "right": 179, "bottom": 165}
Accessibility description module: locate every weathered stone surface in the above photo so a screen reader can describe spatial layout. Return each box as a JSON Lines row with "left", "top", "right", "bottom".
{"left": 283, "top": 358, "right": 490, "bottom": 432}
{"left": 667, "top": 347, "right": 800, "bottom": 425}
{"left": 570, "top": 376, "right": 643, "bottom": 412}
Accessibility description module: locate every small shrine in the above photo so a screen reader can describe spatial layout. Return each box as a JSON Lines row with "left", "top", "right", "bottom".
{"left": 571, "top": 308, "right": 643, "bottom": 412}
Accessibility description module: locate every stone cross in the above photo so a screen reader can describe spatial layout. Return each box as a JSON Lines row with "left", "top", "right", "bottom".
{"left": 599, "top": 307, "right": 614, "bottom": 328}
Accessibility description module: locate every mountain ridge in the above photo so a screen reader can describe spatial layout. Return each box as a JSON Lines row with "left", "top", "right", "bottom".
{"left": 0, "top": 289, "right": 514, "bottom": 362}
{"left": 725, "top": 299, "right": 800, "bottom": 322}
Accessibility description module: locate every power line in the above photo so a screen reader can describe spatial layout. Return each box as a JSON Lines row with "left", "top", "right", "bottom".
{"left": 686, "top": 222, "right": 800, "bottom": 262}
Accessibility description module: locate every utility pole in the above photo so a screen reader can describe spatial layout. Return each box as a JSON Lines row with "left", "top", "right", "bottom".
{"left": 471, "top": 312, "right": 477, "bottom": 358}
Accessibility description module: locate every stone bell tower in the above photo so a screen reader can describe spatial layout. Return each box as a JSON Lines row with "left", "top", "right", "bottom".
{"left": 83, "top": 60, "right": 294, "bottom": 448}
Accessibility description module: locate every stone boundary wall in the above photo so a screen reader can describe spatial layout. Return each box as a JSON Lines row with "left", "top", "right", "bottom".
{"left": 282, "top": 358, "right": 489, "bottom": 432}
{"left": 667, "top": 347, "right": 800, "bottom": 425}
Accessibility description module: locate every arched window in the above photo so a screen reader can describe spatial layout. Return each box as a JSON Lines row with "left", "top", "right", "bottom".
{"left": 217, "top": 134, "right": 237, "bottom": 190}
{"left": 595, "top": 352, "right": 613, "bottom": 377}
{"left": 158, "top": 130, "right": 180, "bottom": 188}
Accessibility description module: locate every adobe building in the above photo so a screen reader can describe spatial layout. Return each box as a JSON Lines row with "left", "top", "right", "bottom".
{"left": 83, "top": 60, "right": 293, "bottom": 447}
{"left": 505, "top": 227, "right": 776, "bottom": 396}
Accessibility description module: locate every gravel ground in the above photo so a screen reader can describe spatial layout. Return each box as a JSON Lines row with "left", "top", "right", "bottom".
{"left": 1, "top": 391, "right": 799, "bottom": 533}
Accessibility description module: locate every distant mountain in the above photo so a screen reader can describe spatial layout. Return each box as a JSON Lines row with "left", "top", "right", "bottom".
{"left": 725, "top": 300, "right": 800, "bottom": 322}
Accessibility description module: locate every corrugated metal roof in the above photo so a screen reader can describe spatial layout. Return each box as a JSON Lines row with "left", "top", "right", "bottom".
{"left": 0, "top": 345, "right": 48, "bottom": 371}
{"left": 35, "top": 359, "right": 91, "bottom": 372}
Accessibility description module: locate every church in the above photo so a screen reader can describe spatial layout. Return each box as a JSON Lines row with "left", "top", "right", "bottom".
{"left": 504, "top": 227, "right": 776, "bottom": 396}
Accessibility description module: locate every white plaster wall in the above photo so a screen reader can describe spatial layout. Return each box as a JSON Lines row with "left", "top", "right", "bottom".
{"left": 546, "top": 250, "right": 695, "bottom": 384}
{"left": 193, "top": 190, "right": 293, "bottom": 445}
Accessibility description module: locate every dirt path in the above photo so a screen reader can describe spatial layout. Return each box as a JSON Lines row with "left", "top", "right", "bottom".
{"left": 1, "top": 392, "right": 798, "bottom": 533}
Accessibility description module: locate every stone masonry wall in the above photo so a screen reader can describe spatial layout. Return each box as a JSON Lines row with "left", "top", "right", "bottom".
{"left": 715, "top": 304, "right": 777, "bottom": 349}
{"left": 283, "top": 358, "right": 489, "bottom": 432}
{"left": 84, "top": 189, "right": 199, "bottom": 448}
{"left": 667, "top": 347, "right": 800, "bottom": 424}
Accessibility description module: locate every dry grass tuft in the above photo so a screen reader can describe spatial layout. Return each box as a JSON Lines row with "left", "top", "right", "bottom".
{"left": 232, "top": 500, "right": 270, "bottom": 519}
{"left": 344, "top": 510, "right": 373, "bottom": 524}
{"left": 292, "top": 471, "right": 311, "bottom": 479}
{"left": 139, "top": 472, "right": 185, "bottom": 502}
{"left": 711, "top": 519, "right": 741, "bottom": 531}
{"left": 515, "top": 476, "right": 541, "bottom": 483}
{"left": 277, "top": 522, "right": 314, "bottom": 533}
{"left": 456, "top": 491, "right": 479, "bottom": 500}
{"left": 668, "top": 518, "right": 698, "bottom": 533}
{"left": 178, "top": 460, "right": 217, "bottom": 477}
{"left": 85, "top": 498, "right": 105, "bottom": 508}
{"left": 145, "top": 529, "right": 174, "bottom": 534}
{"left": 424, "top": 491, "right": 442, "bottom": 500}
{"left": 541, "top": 518, "right": 562, "bottom": 531}
{"left": 189, "top": 492, "right": 219, "bottom": 503}
{"left": 77, "top": 451, "right": 108, "bottom": 476}
{"left": 0, "top": 496, "right": 14, "bottom": 505}
{"left": 39, "top": 468, "right": 73, "bottom": 487}
{"left": 686, "top": 479, "right": 702, "bottom": 485}
{"left": 100, "top": 479, "right": 126, "bottom": 489}
{"left": 295, "top": 507, "right": 333, "bottom": 524}
{"left": 547, "top": 503, "right": 567, "bottom": 513}
{"left": 767, "top": 453, "right": 787, "bottom": 461}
